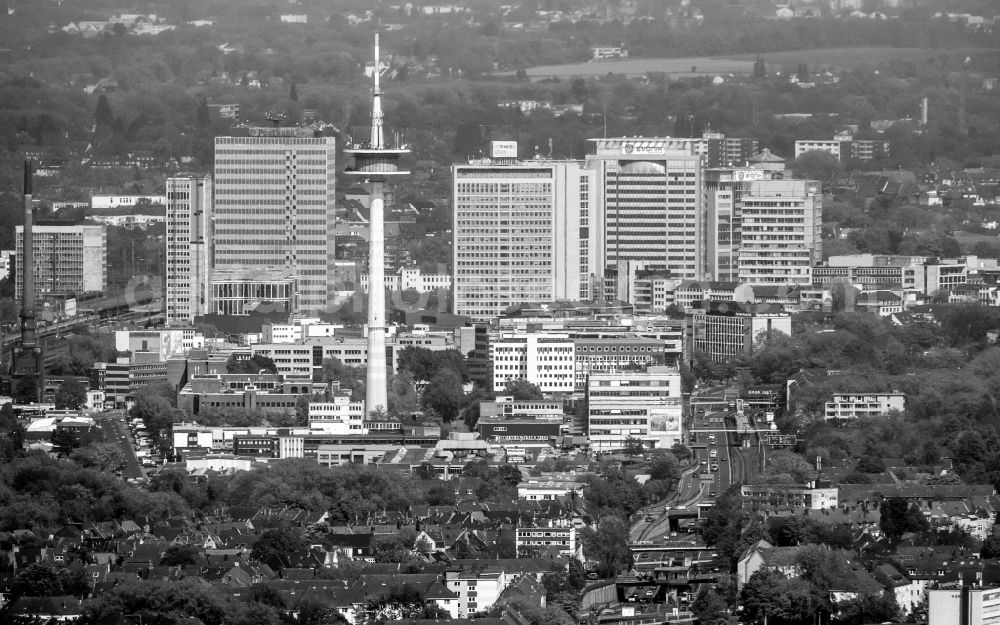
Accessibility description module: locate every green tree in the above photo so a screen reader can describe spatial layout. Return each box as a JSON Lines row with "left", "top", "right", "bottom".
{"left": 581, "top": 516, "right": 632, "bottom": 577}
{"left": 94, "top": 94, "right": 113, "bottom": 127}
{"left": 298, "top": 600, "right": 346, "bottom": 625}
{"left": 10, "top": 563, "right": 64, "bottom": 598}
{"left": 227, "top": 354, "right": 278, "bottom": 374}
{"left": 161, "top": 543, "right": 203, "bottom": 566}
{"left": 880, "top": 497, "right": 929, "bottom": 541}
{"left": 54, "top": 378, "right": 87, "bottom": 410}
{"left": 196, "top": 96, "right": 210, "bottom": 127}
{"left": 70, "top": 443, "right": 125, "bottom": 472}
{"left": 740, "top": 569, "right": 827, "bottom": 624}
{"left": 790, "top": 150, "right": 842, "bottom": 189}
{"left": 624, "top": 437, "right": 645, "bottom": 456}
{"left": 982, "top": 536, "right": 1000, "bottom": 559}
{"left": 649, "top": 453, "right": 680, "bottom": 482}
{"left": 836, "top": 592, "right": 899, "bottom": 624}
{"left": 692, "top": 585, "right": 730, "bottom": 625}
{"left": 389, "top": 368, "right": 419, "bottom": 416}
{"left": 421, "top": 369, "right": 465, "bottom": 422}
{"left": 12, "top": 375, "right": 39, "bottom": 404}
{"left": 855, "top": 455, "right": 886, "bottom": 474}
{"left": 502, "top": 379, "right": 544, "bottom": 400}
{"left": 320, "top": 358, "right": 366, "bottom": 401}
{"left": 670, "top": 443, "right": 692, "bottom": 462}
{"left": 294, "top": 395, "right": 310, "bottom": 425}
{"left": 251, "top": 527, "right": 308, "bottom": 564}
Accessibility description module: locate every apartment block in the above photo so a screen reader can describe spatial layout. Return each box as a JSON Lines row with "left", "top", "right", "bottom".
{"left": 704, "top": 167, "right": 775, "bottom": 282}
{"left": 741, "top": 481, "right": 839, "bottom": 510}
{"left": 443, "top": 568, "right": 511, "bottom": 618}
{"left": 824, "top": 392, "right": 905, "bottom": 420}
{"left": 737, "top": 179, "right": 822, "bottom": 286}
{"left": 15, "top": 223, "right": 106, "bottom": 301}
{"left": 516, "top": 521, "right": 580, "bottom": 559}
{"left": 165, "top": 173, "right": 212, "bottom": 326}
{"left": 794, "top": 137, "right": 890, "bottom": 162}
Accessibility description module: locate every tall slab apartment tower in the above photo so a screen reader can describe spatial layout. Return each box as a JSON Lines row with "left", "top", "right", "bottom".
{"left": 165, "top": 174, "right": 212, "bottom": 326}
{"left": 212, "top": 128, "right": 336, "bottom": 313}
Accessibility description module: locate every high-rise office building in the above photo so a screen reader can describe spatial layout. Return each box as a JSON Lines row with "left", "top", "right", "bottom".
{"left": 452, "top": 144, "right": 598, "bottom": 321}
{"left": 587, "top": 137, "right": 703, "bottom": 280}
{"left": 213, "top": 128, "right": 336, "bottom": 312}
{"left": 165, "top": 174, "right": 212, "bottom": 326}
{"left": 15, "top": 223, "right": 106, "bottom": 301}
{"left": 737, "top": 179, "right": 822, "bottom": 285}
{"left": 704, "top": 167, "right": 779, "bottom": 282}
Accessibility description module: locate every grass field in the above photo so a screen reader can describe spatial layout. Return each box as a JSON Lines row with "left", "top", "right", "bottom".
{"left": 526, "top": 47, "right": 979, "bottom": 78}
{"left": 954, "top": 230, "right": 1000, "bottom": 248}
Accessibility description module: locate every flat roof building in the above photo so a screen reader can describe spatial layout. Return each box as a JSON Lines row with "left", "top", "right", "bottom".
{"left": 452, "top": 157, "right": 598, "bottom": 320}
{"left": 213, "top": 129, "right": 336, "bottom": 313}
{"left": 16, "top": 223, "right": 106, "bottom": 301}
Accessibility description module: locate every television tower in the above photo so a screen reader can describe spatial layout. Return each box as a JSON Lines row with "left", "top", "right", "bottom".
{"left": 345, "top": 33, "right": 409, "bottom": 415}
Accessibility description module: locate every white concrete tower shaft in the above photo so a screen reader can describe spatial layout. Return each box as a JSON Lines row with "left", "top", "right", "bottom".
{"left": 345, "top": 32, "right": 409, "bottom": 416}
{"left": 365, "top": 34, "right": 388, "bottom": 415}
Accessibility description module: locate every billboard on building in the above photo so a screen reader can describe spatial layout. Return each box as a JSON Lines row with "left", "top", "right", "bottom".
{"left": 491, "top": 141, "right": 518, "bottom": 158}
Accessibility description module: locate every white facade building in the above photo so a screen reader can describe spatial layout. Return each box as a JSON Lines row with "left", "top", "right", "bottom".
{"left": 213, "top": 129, "right": 336, "bottom": 313}
{"left": 452, "top": 157, "right": 599, "bottom": 320}
{"left": 738, "top": 179, "right": 822, "bottom": 285}
{"left": 794, "top": 140, "right": 842, "bottom": 159}
{"left": 516, "top": 520, "right": 581, "bottom": 559}
{"left": 824, "top": 392, "right": 906, "bottom": 420}
{"left": 15, "top": 224, "right": 107, "bottom": 301}
{"left": 91, "top": 195, "right": 167, "bottom": 209}
{"left": 492, "top": 334, "right": 576, "bottom": 394}
{"left": 165, "top": 174, "right": 212, "bottom": 326}
{"left": 929, "top": 587, "right": 1000, "bottom": 625}
{"left": 587, "top": 366, "right": 683, "bottom": 452}
{"left": 704, "top": 167, "right": 775, "bottom": 282}
{"left": 444, "top": 569, "right": 511, "bottom": 618}
{"left": 308, "top": 397, "right": 366, "bottom": 434}
{"left": 587, "top": 137, "right": 704, "bottom": 281}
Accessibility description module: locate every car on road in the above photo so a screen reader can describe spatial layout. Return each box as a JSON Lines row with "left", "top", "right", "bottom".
{"left": 645, "top": 515, "right": 654, "bottom": 522}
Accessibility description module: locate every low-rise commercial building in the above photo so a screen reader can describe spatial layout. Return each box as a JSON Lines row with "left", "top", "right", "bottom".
{"left": 685, "top": 301, "right": 791, "bottom": 363}
{"left": 493, "top": 335, "right": 575, "bottom": 395}
{"left": 824, "top": 392, "right": 905, "bottom": 420}
{"left": 516, "top": 520, "right": 580, "bottom": 559}
{"left": 586, "top": 366, "right": 682, "bottom": 453}
{"left": 740, "top": 481, "right": 838, "bottom": 510}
